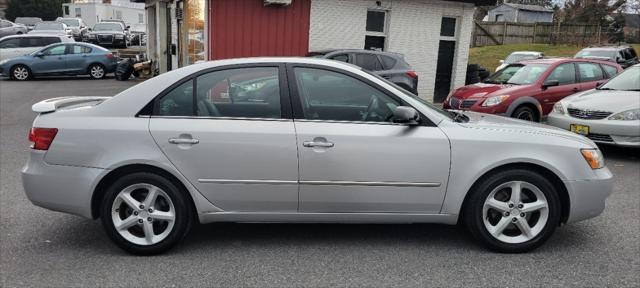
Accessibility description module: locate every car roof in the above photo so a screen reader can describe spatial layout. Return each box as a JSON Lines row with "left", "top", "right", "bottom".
{"left": 518, "top": 57, "right": 618, "bottom": 66}
{"left": 581, "top": 46, "right": 632, "bottom": 51}
{"left": 309, "top": 49, "right": 404, "bottom": 57}
{"left": 0, "top": 34, "right": 72, "bottom": 40}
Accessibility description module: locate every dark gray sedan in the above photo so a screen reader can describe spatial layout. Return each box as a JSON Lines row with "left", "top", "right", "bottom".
{"left": 308, "top": 49, "right": 419, "bottom": 94}
{"left": 0, "top": 42, "right": 117, "bottom": 80}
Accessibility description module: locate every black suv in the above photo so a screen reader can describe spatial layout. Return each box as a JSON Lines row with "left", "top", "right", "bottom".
{"left": 308, "top": 49, "right": 419, "bottom": 95}
{"left": 575, "top": 46, "right": 639, "bottom": 69}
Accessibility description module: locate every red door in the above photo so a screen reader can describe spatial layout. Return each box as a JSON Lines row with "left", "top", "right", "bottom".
{"left": 209, "top": 0, "right": 311, "bottom": 60}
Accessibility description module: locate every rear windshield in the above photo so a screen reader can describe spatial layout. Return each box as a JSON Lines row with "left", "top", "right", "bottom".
{"left": 59, "top": 19, "right": 80, "bottom": 27}
{"left": 93, "top": 23, "right": 123, "bottom": 31}
{"left": 15, "top": 18, "right": 42, "bottom": 25}
{"left": 34, "top": 22, "right": 64, "bottom": 30}
{"left": 575, "top": 49, "right": 616, "bottom": 59}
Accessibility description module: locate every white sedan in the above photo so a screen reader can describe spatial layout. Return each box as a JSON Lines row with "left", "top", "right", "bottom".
{"left": 22, "top": 58, "right": 612, "bottom": 255}
{"left": 548, "top": 64, "right": 640, "bottom": 147}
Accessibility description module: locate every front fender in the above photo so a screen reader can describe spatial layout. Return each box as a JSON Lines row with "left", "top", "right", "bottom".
{"left": 505, "top": 96, "right": 542, "bottom": 117}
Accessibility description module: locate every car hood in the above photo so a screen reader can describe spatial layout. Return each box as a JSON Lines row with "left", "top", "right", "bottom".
{"left": 560, "top": 89, "right": 640, "bottom": 112}
{"left": 450, "top": 82, "right": 531, "bottom": 100}
{"left": 457, "top": 111, "right": 595, "bottom": 146}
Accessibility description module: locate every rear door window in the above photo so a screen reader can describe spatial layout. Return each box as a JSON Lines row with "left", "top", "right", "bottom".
{"left": 379, "top": 55, "right": 397, "bottom": 70}
{"left": 577, "top": 62, "right": 604, "bottom": 82}
{"left": 20, "top": 37, "right": 43, "bottom": 47}
{"left": 355, "top": 53, "right": 383, "bottom": 71}
{"left": 72, "top": 45, "right": 92, "bottom": 54}
{"left": 329, "top": 54, "right": 349, "bottom": 63}
{"left": 41, "top": 37, "right": 62, "bottom": 46}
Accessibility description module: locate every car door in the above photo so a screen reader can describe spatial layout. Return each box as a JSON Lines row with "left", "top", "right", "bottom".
{"left": 576, "top": 62, "right": 606, "bottom": 91}
{"left": 30, "top": 44, "right": 68, "bottom": 74}
{"left": 149, "top": 65, "right": 299, "bottom": 212}
{"left": 289, "top": 65, "right": 451, "bottom": 213}
{"left": 66, "top": 44, "right": 92, "bottom": 73}
{"left": 540, "top": 63, "right": 580, "bottom": 114}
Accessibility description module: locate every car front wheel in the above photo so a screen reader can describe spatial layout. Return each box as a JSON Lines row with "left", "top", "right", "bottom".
{"left": 100, "top": 172, "right": 193, "bottom": 255}
{"left": 464, "top": 169, "right": 561, "bottom": 253}
{"left": 10, "top": 65, "right": 31, "bottom": 81}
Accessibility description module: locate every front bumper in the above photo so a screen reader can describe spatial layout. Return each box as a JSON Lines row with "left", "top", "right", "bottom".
{"left": 547, "top": 112, "right": 640, "bottom": 147}
{"left": 21, "top": 151, "right": 104, "bottom": 218}
{"left": 564, "top": 167, "right": 614, "bottom": 223}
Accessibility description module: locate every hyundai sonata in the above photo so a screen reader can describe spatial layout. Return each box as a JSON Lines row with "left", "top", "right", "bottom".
{"left": 22, "top": 58, "right": 613, "bottom": 255}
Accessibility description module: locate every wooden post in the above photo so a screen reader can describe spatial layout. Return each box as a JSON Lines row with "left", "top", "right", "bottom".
{"left": 502, "top": 21, "right": 508, "bottom": 45}
{"left": 532, "top": 22, "right": 537, "bottom": 43}
{"left": 596, "top": 24, "right": 601, "bottom": 45}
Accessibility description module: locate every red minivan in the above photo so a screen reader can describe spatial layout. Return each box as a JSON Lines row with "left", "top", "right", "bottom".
{"left": 443, "top": 58, "right": 623, "bottom": 121}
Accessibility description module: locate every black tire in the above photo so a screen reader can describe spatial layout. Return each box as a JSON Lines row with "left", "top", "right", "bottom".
{"left": 464, "top": 169, "right": 561, "bottom": 253}
{"left": 88, "top": 63, "right": 106, "bottom": 79}
{"left": 100, "top": 172, "right": 194, "bottom": 255}
{"left": 512, "top": 106, "right": 539, "bottom": 122}
{"left": 114, "top": 59, "right": 134, "bottom": 81}
{"left": 10, "top": 64, "right": 31, "bottom": 81}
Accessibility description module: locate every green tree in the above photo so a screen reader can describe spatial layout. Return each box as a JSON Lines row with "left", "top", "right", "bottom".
{"left": 5, "top": 0, "right": 70, "bottom": 22}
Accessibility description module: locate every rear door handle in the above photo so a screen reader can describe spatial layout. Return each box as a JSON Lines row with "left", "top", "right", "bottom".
{"left": 303, "top": 141, "right": 334, "bottom": 148}
{"left": 168, "top": 138, "right": 199, "bottom": 145}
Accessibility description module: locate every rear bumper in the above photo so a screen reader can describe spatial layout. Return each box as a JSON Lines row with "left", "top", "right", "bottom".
{"left": 547, "top": 112, "right": 640, "bottom": 147}
{"left": 21, "top": 151, "right": 104, "bottom": 218}
{"left": 565, "top": 167, "right": 614, "bottom": 223}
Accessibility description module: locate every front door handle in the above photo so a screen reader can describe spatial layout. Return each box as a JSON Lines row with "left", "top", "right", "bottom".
{"left": 168, "top": 138, "right": 199, "bottom": 145}
{"left": 303, "top": 141, "right": 334, "bottom": 148}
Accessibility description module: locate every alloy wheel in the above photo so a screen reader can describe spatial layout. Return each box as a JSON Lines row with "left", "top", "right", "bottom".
{"left": 482, "top": 181, "right": 549, "bottom": 244}
{"left": 111, "top": 183, "right": 176, "bottom": 246}
{"left": 13, "top": 66, "right": 29, "bottom": 80}
{"left": 90, "top": 65, "right": 105, "bottom": 79}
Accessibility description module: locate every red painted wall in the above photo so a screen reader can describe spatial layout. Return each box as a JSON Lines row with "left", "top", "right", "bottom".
{"left": 209, "top": 0, "right": 311, "bottom": 60}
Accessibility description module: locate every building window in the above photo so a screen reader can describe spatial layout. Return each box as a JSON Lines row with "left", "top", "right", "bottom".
{"left": 364, "top": 10, "right": 387, "bottom": 51}
{"left": 440, "top": 17, "right": 457, "bottom": 37}
{"left": 138, "top": 13, "right": 144, "bottom": 24}
{"left": 75, "top": 7, "right": 81, "bottom": 18}
{"left": 64, "top": 6, "right": 69, "bottom": 16}
{"left": 182, "top": 0, "right": 206, "bottom": 65}
{"left": 495, "top": 14, "right": 504, "bottom": 22}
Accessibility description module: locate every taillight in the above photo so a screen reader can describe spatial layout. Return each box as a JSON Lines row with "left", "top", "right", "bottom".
{"left": 28, "top": 128, "right": 58, "bottom": 150}
{"left": 406, "top": 71, "right": 418, "bottom": 79}
{"left": 106, "top": 53, "right": 114, "bottom": 59}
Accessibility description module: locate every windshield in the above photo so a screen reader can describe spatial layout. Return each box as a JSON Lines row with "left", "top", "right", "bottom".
{"left": 575, "top": 49, "right": 616, "bottom": 59}
{"left": 15, "top": 18, "right": 41, "bottom": 25}
{"left": 600, "top": 66, "right": 640, "bottom": 91}
{"left": 485, "top": 63, "right": 549, "bottom": 85}
{"left": 93, "top": 23, "right": 123, "bottom": 31}
{"left": 34, "top": 23, "right": 63, "bottom": 30}
{"left": 59, "top": 19, "right": 80, "bottom": 27}
{"left": 505, "top": 53, "right": 539, "bottom": 64}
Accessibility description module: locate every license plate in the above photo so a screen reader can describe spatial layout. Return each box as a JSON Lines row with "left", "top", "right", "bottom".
{"left": 570, "top": 124, "right": 590, "bottom": 136}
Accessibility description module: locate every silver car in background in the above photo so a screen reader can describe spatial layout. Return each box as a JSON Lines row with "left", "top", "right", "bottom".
{"left": 0, "top": 19, "right": 28, "bottom": 38}
{"left": 22, "top": 58, "right": 613, "bottom": 255}
{"left": 548, "top": 64, "right": 640, "bottom": 147}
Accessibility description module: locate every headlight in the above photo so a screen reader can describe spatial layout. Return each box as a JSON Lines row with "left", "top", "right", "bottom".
{"left": 115, "top": 34, "right": 124, "bottom": 39}
{"left": 580, "top": 148, "right": 605, "bottom": 169}
{"left": 608, "top": 109, "right": 639, "bottom": 121}
{"left": 553, "top": 102, "right": 565, "bottom": 114}
{"left": 482, "top": 95, "right": 510, "bottom": 107}
{"left": 88, "top": 34, "right": 96, "bottom": 38}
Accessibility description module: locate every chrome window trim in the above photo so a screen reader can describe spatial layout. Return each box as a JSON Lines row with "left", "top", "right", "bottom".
{"left": 294, "top": 119, "right": 410, "bottom": 126}
{"left": 198, "top": 179, "right": 441, "bottom": 187}
{"left": 146, "top": 115, "right": 293, "bottom": 122}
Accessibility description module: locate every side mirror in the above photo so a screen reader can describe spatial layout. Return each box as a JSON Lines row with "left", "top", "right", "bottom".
{"left": 392, "top": 106, "right": 420, "bottom": 125}
{"left": 88, "top": 28, "right": 92, "bottom": 31}
{"left": 126, "top": 25, "right": 131, "bottom": 29}
{"left": 542, "top": 79, "right": 559, "bottom": 89}
{"left": 499, "top": 60, "right": 504, "bottom": 64}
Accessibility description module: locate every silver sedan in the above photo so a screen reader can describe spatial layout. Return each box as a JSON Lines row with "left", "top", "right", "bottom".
{"left": 548, "top": 64, "right": 640, "bottom": 147}
{"left": 22, "top": 58, "right": 613, "bottom": 255}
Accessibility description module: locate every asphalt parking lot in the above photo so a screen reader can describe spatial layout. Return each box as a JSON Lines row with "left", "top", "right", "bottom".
{"left": 0, "top": 77, "right": 638, "bottom": 287}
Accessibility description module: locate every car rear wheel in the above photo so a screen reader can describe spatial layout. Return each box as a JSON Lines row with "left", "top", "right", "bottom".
{"left": 512, "top": 106, "right": 538, "bottom": 122}
{"left": 464, "top": 169, "right": 561, "bottom": 253}
{"left": 100, "top": 172, "right": 193, "bottom": 255}
{"left": 88, "top": 64, "right": 106, "bottom": 79}
{"left": 10, "top": 65, "right": 31, "bottom": 81}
